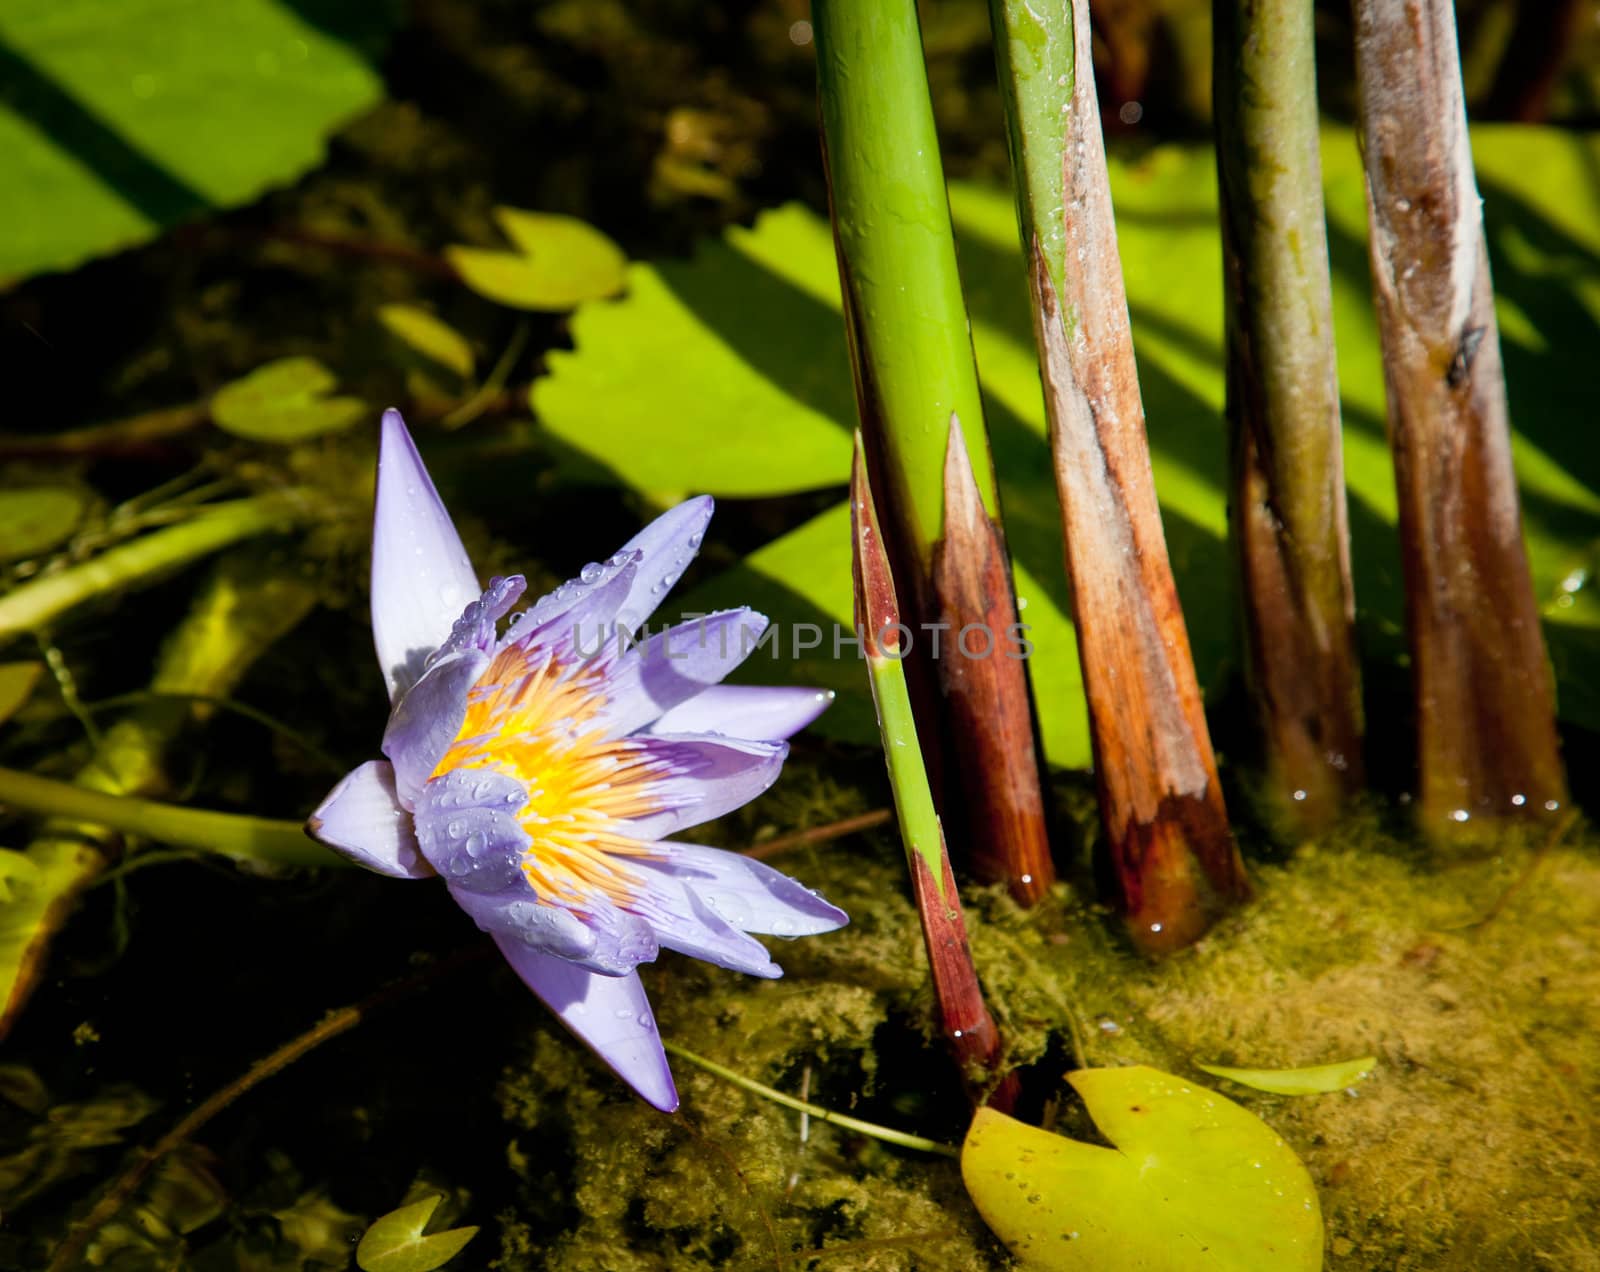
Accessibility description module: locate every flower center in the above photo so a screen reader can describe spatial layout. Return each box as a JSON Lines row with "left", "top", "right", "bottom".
{"left": 432, "top": 641, "right": 662, "bottom": 907}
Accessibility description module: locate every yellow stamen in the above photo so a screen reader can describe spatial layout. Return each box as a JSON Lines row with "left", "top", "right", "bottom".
{"left": 431, "top": 640, "right": 661, "bottom": 906}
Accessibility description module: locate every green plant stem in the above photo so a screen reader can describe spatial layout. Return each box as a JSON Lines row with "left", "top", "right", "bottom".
{"left": 1352, "top": 0, "right": 1567, "bottom": 835}
{"left": 813, "top": 0, "right": 1053, "bottom": 905}
{"left": 0, "top": 766, "right": 334, "bottom": 867}
{"left": 852, "top": 442, "right": 1013, "bottom": 1108}
{"left": 0, "top": 494, "right": 300, "bottom": 647}
{"left": 812, "top": 0, "right": 995, "bottom": 557}
{"left": 1214, "top": 0, "right": 1363, "bottom": 833}
{"left": 984, "top": 0, "right": 1248, "bottom": 952}
{"left": 664, "top": 1042, "right": 959, "bottom": 1158}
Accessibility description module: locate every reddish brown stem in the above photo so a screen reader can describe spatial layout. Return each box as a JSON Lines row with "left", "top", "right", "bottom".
{"left": 933, "top": 416, "right": 1055, "bottom": 904}
{"left": 1029, "top": 0, "right": 1248, "bottom": 951}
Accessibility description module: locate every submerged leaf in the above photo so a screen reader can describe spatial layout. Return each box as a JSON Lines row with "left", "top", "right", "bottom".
{"left": 356, "top": 1194, "right": 478, "bottom": 1272}
{"left": 377, "top": 304, "right": 477, "bottom": 381}
{"left": 0, "top": 840, "right": 105, "bottom": 1037}
{"left": 0, "top": 487, "right": 87, "bottom": 561}
{"left": 1196, "top": 1057, "right": 1376, "bottom": 1095}
{"left": 0, "top": 663, "right": 44, "bottom": 728}
{"left": 211, "top": 357, "right": 365, "bottom": 443}
{"left": 961, "top": 1066, "right": 1323, "bottom": 1270}
{"left": 448, "top": 208, "right": 626, "bottom": 311}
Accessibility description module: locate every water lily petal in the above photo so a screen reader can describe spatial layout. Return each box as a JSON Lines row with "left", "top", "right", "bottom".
{"left": 448, "top": 881, "right": 598, "bottom": 961}
{"left": 412, "top": 766, "right": 531, "bottom": 891}
{"left": 608, "top": 496, "right": 714, "bottom": 635}
{"left": 503, "top": 555, "right": 639, "bottom": 665}
{"left": 636, "top": 842, "right": 848, "bottom": 936}
{"left": 371, "top": 409, "right": 481, "bottom": 701}
{"left": 621, "top": 735, "right": 788, "bottom": 839}
{"left": 305, "top": 760, "right": 433, "bottom": 878}
{"left": 644, "top": 685, "right": 835, "bottom": 742}
{"left": 630, "top": 879, "right": 781, "bottom": 978}
{"left": 427, "top": 574, "right": 527, "bottom": 668}
{"left": 494, "top": 940, "right": 679, "bottom": 1112}
{"left": 592, "top": 610, "right": 768, "bottom": 739}
{"left": 381, "top": 648, "right": 490, "bottom": 804}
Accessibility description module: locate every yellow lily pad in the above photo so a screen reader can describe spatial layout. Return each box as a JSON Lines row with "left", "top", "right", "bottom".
{"left": 447, "top": 209, "right": 626, "bottom": 311}
{"left": 961, "top": 1066, "right": 1323, "bottom": 1271}
{"left": 1195, "top": 1057, "right": 1376, "bottom": 1096}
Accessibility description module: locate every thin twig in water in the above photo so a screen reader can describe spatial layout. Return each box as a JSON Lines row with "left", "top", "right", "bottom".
{"left": 1449, "top": 809, "right": 1578, "bottom": 931}
{"left": 84, "top": 690, "right": 346, "bottom": 775}
{"left": 665, "top": 1041, "right": 958, "bottom": 1158}
{"left": 741, "top": 808, "right": 891, "bottom": 861}
{"left": 46, "top": 946, "right": 489, "bottom": 1271}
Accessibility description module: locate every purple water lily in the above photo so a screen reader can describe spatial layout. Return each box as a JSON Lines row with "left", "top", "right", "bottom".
{"left": 307, "top": 410, "right": 847, "bottom": 1111}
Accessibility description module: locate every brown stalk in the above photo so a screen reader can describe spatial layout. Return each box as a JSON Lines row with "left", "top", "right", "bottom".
{"left": 1352, "top": 0, "right": 1567, "bottom": 834}
{"left": 1030, "top": 0, "right": 1248, "bottom": 952}
{"left": 933, "top": 415, "right": 1055, "bottom": 903}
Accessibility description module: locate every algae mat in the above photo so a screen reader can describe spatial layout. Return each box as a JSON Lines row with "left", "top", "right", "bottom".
{"left": 495, "top": 770, "right": 1600, "bottom": 1271}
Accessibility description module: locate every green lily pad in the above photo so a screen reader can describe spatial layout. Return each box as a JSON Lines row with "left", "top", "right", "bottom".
{"left": 535, "top": 126, "right": 1600, "bottom": 768}
{"left": 0, "top": 487, "right": 86, "bottom": 561}
{"left": 210, "top": 356, "right": 366, "bottom": 443}
{"left": 961, "top": 1066, "right": 1323, "bottom": 1271}
{"left": 1196, "top": 1057, "right": 1376, "bottom": 1096}
{"left": 356, "top": 1194, "right": 478, "bottom": 1272}
{"left": 448, "top": 208, "right": 627, "bottom": 311}
{"left": 0, "top": 0, "right": 399, "bottom": 283}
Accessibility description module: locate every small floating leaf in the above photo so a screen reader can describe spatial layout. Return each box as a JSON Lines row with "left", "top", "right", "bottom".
{"left": 961, "top": 1066, "right": 1322, "bottom": 1271}
{"left": 377, "top": 304, "right": 476, "bottom": 381}
{"left": 1196, "top": 1056, "right": 1376, "bottom": 1096}
{"left": 448, "top": 209, "right": 626, "bottom": 311}
{"left": 0, "top": 488, "right": 87, "bottom": 561}
{"left": 356, "top": 1194, "right": 478, "bottom": 1272}
{"left": 0, "top": 663, "right": 44, "bottom": 728}
{"left": 211, "top": 357, "right": 365, "bottom": 443}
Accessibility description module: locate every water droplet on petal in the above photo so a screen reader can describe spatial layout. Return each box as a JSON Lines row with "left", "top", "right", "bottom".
{"left": 580, "top": 562, "right": 604, "bottom": 583}
{"left": 687, "top": 532, "right": 703, "bottom": 548}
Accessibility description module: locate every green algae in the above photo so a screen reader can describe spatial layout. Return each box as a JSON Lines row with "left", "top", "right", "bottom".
{"left": 496, "top": 763, "right": 1600, "bottom": 1270}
